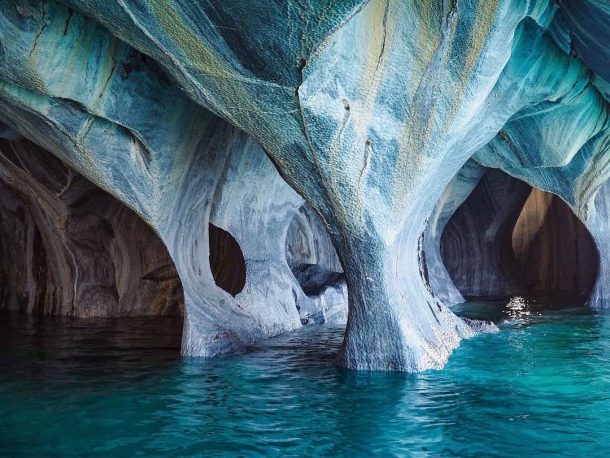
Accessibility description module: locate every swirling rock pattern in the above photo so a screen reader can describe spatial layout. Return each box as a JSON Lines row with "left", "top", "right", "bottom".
{"left": 438, "top": 166, "right": 598, "bottom": 303}
{"left": 0, "top": 136, "right": 183, "bottom": 317}
{"left": 441, "top": 168, "right": 532, "bottom": 299}
{"left": 423, "top": 159, "right": 486, "bottom": 306}
{"left": 286, "top": 204, "right": 348, "bottom": 325}
{"left": 0, "top": 0, "right": 609, "bottom": 371}
{"left": 286, "top": 204, "right": 343, "bottom": 274}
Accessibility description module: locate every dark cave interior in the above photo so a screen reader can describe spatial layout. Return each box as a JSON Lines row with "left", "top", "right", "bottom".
{"left": 441, "top": 169, "right": 599, "bottom": 307}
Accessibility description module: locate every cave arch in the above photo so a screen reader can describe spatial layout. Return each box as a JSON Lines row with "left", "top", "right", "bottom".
{"left": 0, "top": 137, "right": 184, "bottom": 318}
{"left": 440, "top": 168, "right": 599, "bottom": 306}
{"left": 284, "top": 203, "right": 348, "bottom": 325}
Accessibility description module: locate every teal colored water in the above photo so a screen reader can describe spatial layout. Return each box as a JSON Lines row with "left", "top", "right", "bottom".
{"left": 1, "top": 301, "right": 610, "bottom": 457}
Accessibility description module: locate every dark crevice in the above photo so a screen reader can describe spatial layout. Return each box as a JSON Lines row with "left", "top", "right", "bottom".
{"left": 208, "top": 224, "right": 246, "bottom": 297}
{"left": 28, "top": 0, "right": 46, "bottom": 58}
{"left": 62, "top": 8, "right": 73, "bottom": 36}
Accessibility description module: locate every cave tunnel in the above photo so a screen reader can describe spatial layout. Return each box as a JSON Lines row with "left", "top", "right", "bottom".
{"left": 0, "top": 137, "right": 185, "bottom": 350}
{"left": 0, "top": 133, "right": 347, "bottom": 357}
{"left": 440, "top": 168, "right": 599, "bottom": 308}
{"left": 284, "top": 204, "right": 349, "bottom": 325}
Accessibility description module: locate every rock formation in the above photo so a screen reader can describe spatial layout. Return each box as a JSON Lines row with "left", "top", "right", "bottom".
{"left": 437, "top": 165, "right": 598, "bottom": 304}
{"left": 286, "top": 204, "right": 348, "bottom": 325}
{"left": 0, "top": 135, "right": 183, "bottom": 317}
{"left": 440, "top": 168, "right": 532, "bottom": 300}
{"left": 0, "top": 0, "right": 609, "bottom": 371}
{"left": 423, "top": 160, "right": 487, "bottom": 306}
{"left": 512, "top": 188, "right": 598, "bottom": 301}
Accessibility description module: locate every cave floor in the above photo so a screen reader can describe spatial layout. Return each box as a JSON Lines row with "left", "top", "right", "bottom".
{"left": 0, "top": 303, "right": 608, "bottom": 456}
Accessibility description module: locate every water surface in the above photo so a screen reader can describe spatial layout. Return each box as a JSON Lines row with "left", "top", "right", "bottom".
{"left": 1, "top": 301, "right": 610, "bottom": 456}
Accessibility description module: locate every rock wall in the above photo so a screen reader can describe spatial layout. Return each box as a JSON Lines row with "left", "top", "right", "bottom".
{"left": 512, "top": 188, "right": 598, "bottom": 301}
{"left": 440, "top": 169, "right": 532, "bottom": 300}
{"left": 286, "top": 204, "right": 348, "bottom": 325}
{"left": 438, "top": 166, "right": 598, "bottom": 304}
{"left": 0, "top": 137, "right": 183, "bottom": 317}
{"left": 286, "top": 204, "right": 343, "bottom": 274}
{"left": 422, "top": 160, "right": 486, "bottom": 305}
{"left": 0, "top": 0, "right": 609, "bottom": 371}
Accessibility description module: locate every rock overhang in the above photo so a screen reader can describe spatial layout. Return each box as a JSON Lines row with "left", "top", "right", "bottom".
{"left": 0, "top": 0, "right": 608, "bottom": 371}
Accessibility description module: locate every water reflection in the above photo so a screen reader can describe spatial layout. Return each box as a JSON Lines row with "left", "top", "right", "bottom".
{"left": 1, "top": 305, "right": 610, "bottom": 456}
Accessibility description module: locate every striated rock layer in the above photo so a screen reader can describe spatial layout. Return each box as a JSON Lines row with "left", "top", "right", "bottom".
{"left": 439, "top": 168, "right": 531, "bottom": 301}
{"left": 0, "top": 135, "right": 183, "bottom": 317}
{"left": 437, "top": 166, "right": 598, "bottom": 304}
{"left": 286, "top": 204, "right": 348, "bottom": 325}
{"left": 0, "top": 0, "right": 609, "bottom": 371}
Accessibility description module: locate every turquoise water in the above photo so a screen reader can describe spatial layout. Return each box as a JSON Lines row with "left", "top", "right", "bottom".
{"left": 1, "top": 301, "right": 610, "bottom": 456}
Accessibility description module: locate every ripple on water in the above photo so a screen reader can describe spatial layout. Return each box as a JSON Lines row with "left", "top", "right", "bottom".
{"left": 1, "top": 301, "right": 610, "bottom": 456}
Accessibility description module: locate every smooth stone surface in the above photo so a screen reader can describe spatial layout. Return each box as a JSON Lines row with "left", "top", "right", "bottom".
{"left": 441, "top": 168, "right": 532, "bottom": 299}
{"left": 423, "top": 159, "right": 486, "bottom": 305}
{"left": 0, "top": 0, "right": 609, "bottom": 371}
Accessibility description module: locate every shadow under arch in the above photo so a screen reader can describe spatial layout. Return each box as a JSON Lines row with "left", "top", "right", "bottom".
{"left": 441, "top": 168, "right": 599, "bottom": 306}
{"left": 0, "top": 137, "right": 185, "bottom": 319}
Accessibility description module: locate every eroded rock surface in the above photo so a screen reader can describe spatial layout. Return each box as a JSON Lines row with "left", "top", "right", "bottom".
{"left": 437, "top": 166, "right": 599, "bottom": 304}
{"left": 286, "top": 204, "right": 348, "bottom": 325}
{"left": 441, "top": 169, "right": 532, "bottom": 300}
{"left": 0, "top": 137, "right": 183, "bottom": 317}
{"left": 0, "top": 0, "right": 609, "bottom": 371}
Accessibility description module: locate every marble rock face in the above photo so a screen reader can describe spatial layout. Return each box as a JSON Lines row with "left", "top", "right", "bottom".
{"left": 0, "top": 136, "right": 183, "bottom": 317}
{"left": 434, "top": 165, "right": 599, "bottom": 305}
{"left": 286, "top": 204, "right": 348, "bottom": 325}
{"left": 0, "top": 0, "right": 609, "bottom": 371}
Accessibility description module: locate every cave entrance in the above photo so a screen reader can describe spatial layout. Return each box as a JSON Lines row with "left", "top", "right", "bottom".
{"left": 284, "top": 204, "right": 348, "bottom": 325}
{"left": 0, "top": 137, "right": 184, "bottom": 355}
{"left": 440, "top": 168, "right": 599, "bottom": 308}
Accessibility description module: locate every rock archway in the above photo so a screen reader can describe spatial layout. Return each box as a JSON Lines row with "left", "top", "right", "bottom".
{"left": 1, "top": 0, "right": 609, "bottom": 371}
{"left": 0, "top": 136, "right": 184, "bottom": 318}
{"left": 285, "top": 203, "right": 348, "bottom": 325}
{"left": 439, "top": 168, "right": 599, "bottom": 305}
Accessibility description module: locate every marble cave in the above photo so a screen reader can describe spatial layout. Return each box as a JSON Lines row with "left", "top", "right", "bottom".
{"left": 1, "top": 1, "right": 610, "bottom": 455}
